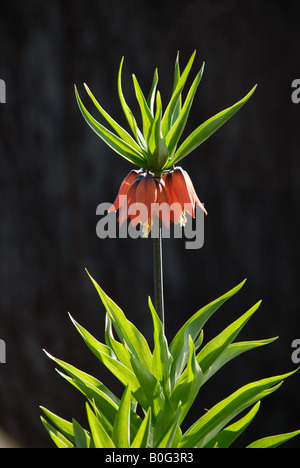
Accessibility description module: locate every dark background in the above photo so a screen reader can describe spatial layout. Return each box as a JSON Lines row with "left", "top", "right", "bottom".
{"left": 1, "top": 0, "right": 300, "bottom": 448}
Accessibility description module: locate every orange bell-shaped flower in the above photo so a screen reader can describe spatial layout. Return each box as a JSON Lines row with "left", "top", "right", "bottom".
{"left": 163, "top": 167, "right": 207, "bottom": 226}
{"left": 108, "top": 169, "right": 143, "bottom": 213}
{"left": 109, "top": 171, "right": 170, "bottom": 236}
{"left": 109, "top": 166, "right": 206, "bottom": 235}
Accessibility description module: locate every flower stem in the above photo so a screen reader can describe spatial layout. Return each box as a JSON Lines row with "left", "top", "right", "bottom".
{"left": 153, "top": 219, "right": 165, "bottom": 326}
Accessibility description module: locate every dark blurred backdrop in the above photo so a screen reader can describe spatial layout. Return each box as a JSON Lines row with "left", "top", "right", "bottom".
{"left": 0, "top": 0, "right": 300, "bottom": 448}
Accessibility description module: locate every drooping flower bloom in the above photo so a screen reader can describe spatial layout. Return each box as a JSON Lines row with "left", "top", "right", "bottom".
{"left": 108, "top": 166, "right": 207, "bottom": 236}
{"left": 108, "top": 169, "right": 143, "bottom": 212}
{"left": 109, "top": 171, "right": 170, "bottom": 236}
{"left": 163, "top": 167, "right": 207, "bottom": 226}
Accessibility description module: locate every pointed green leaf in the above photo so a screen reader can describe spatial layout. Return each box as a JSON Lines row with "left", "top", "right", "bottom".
{"left": 83, "top": 82, "right": 143, "bottom": 153}
{"left": 154, "top": 404, "right": 182, "bottom": 448}
{"left": 148, "top": 297, "right": 173, "bottom": 383}
{"left": 197, "top": 301, "right": 262, "bottom": 375}
{"left": 202, "top": 337, "right": 278, "bottom": 385}
{"left": 169, "top": 279, "right": 246, "bottom": 385}
{"left": 72, "top": 418, "right": 91, "bottom": 448}
{"left": 86, "top": 269, "right": 153, "bottom": 372}
{"left": 41, "top": 416, "right": 74, "bottom": 448}
{"left": 170, "top": 52, "right": 182, "bottom": 126}
{"left": 75, "top": 85, "right": 146, "bottom": 167}
{"left": 130, "top": 354, "right": 162, "bottom": 417}
{"left": 132, "top": 73, "right": 154, "bottom": 142}
{"left": 168, "top": 85, "right": 257, "bottom": 166}
{"left": 86, "top": 402, "right": 115, "bottom": 448}
{"left": 170, "top": 336, "right": 203, "bottom": 424}
{"left": 246, "top": 429, "right": 300, "bottom": 448}
{"left": 57, "top": 370, "right": 117, "bottom": 435}
{"left": 180, "top": 369, "right": 298, "bottom": 448}
{"left": 104, "top": 314, "right": 134, "bottom": 371}
{"left": 43, "top": 350, "right": 121, "bottom": 428}
{"left": 66, "top": 317, "right": 142, "bottom": 392}
{"left": 112, "top": 386, "right": 131, "bottom": 448}
{"left": 161, "top": 50, "right": 196, "bottom": 137}
{"left": 68, "top": 313, "right": 114, "bottom": 360}
{"left": 148, "top": 91, "right": 169, "bottom": 171}
{"left": 40, "top": 407, "right": 75, "bottom": 444}
{"left": 130, "top": 408, "right": 151, "bottom": 448}
{"left": 204, "top": 402, "right": 261, "bottom": 448}
{"left": 118, "top": 57, "right": 139, "bottom": 139}
{"left": 165, "top": 62, "right": 205, "bottom": 157}
{"left": 64, "top": 317, "right": 151, "bottom": 409}
{"left": 147, "top": 68, "right": 159, "bottom": 115}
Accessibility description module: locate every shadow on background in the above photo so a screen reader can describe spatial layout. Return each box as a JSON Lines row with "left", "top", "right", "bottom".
{"left": 0, "top": 0, "right": 300, "bottom": 448}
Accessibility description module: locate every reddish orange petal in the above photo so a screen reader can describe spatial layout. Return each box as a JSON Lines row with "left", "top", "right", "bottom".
{"left": 184, "top": 171, "right": 208, "bottom": 216}
{"left": 153, "top": 178, "right": 171, "bottom": 228}
{"left": 108, "top": 169, "right": 142, "bottom": 213}
{"left": 135, "top": 174, "right": 158, "bottom": 226}
{"left": 118, "top": 177, "right": 140, "bottom": 226}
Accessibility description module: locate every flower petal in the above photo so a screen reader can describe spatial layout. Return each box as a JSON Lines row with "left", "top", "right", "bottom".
{"left": 108, "top": 169, "right": 142, "bottom": 212}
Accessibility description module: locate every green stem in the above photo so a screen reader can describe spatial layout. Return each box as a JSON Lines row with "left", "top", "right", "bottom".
{"left": 153, "top": 219, "right": 165, "bottom": 326}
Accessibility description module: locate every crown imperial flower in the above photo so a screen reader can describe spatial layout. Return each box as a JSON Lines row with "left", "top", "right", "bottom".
{"left": 75, "top": 52, "right": 255, "bottom": 235}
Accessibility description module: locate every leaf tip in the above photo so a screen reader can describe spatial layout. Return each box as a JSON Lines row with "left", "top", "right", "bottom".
{"left": 43, "top": 349, "right": 53, "bottom": 360}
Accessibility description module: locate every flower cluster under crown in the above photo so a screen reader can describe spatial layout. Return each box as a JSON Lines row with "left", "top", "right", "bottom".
{"left": 109, "top": 166, "right": 207, "bottom": 236}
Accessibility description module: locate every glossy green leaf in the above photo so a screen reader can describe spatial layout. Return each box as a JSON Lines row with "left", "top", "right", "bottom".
{"left": 72, "top": 419, "right": 91, "bottom": 448}
{"left": 65, "top": 318, "right": 140, "bottom": 390}
{"left": 148, "top": 297, "right": 173, "bottom": 384}
{"left": 130, "top": 408, "right": 151, "bottom": 448}
{"left": 170, "top": 336, "right": 203, "bottom": 424}
{"left": 112, "top": 386, "right": 131, "bottom": 448}
{"left": 204, "top": 402, "right": 261, "bottom": 448}
{"left": 169, "top": 279, "right": 246, "bottom": 385}
{"left": 117, "top": 57, "right": 139, "bottom": 139}
{"left": 43, "top": 350, "right": 120, "bottom": 428}
{"left": 180, "top": 369, "right": 298, "bottom": 448}
{"left": 67, "top": 318, "right": 152, "bottom": 408}
{"left": 197, "top": 301, "right": 262, "bottom": 375}
{"left": 130, "top": 354, "right": 163, "bottom": 418}
{"left": 170, "top": 52, "right": 182, "bottom": 127}
{"left": 132, "top": 74, "right": 154, "bottom": 141}
{"left": 83, "top": 82, "right": 143, "bottom": 153}
{"left": 68, "top": 313, "right": 114, "bottom": 360}
{"left": 167, "top": 85, "right": 257, "bottom": 167}
{"left": 147, "top": 68, "right": 159, "bottom": 115}
{"left": 58, "top": 371, "right": 117, "bottom": 436}
{"left": 202, "top": 337, "right": 278, "bottom": 385}
{"left": 40, "top": 417, "right": 74, "bottom": 448}
{"left": 161, "top": 51, "right": 196, "bottom": 137}
{"left": 40, "top": 407, "right": 75, "bottom": 444}
{"left": 165, "top": 62, "right": 204, "bottom": 157}
{"left": 104, "top": 314, "right": 134, "bottom": 371}
{"left": 75, "top": 85, "right": 146, "bottom": 167}
{"left": 246, "top": 429, "right": 300, "bottom": 448}
{"left": 154, "top": 404, "right": 182, "bottom": 448}
{"left": 86, "top": 402, "right": 115, "bottom": 448}
{"left": 86, "top": 269, "right": 153, "bottom": 372}
{"left": 148, "top": 91, "right": 169, "bottom": 171}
